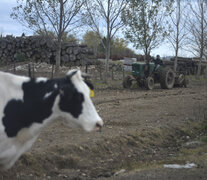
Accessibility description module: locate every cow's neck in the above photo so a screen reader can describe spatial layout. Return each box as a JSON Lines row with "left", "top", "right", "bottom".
{"left": 26, "top": 95, "right": 61, "bottom": 138}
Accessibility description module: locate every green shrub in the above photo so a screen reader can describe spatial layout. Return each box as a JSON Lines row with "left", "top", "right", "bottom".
{"left": 15, "top": 53, "right": 27, "bottom": 62}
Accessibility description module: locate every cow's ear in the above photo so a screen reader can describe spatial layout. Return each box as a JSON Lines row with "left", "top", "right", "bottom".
{"left": 81, "top": 72, "right": 92, "bottom": 79}
{"left": 66, "top": 69, "right": 82, "bottom": 81}
{"left": 66, "top": 69, "right": 78, "bottom": 78}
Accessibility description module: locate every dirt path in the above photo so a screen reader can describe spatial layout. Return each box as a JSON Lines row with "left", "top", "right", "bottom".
{"left": 1, "top": 80, "right": 207, "bottom": 180}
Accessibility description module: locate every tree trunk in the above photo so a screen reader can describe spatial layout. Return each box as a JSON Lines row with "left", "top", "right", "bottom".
{"left": 197, "top": 59, "right": 202, "bottom": 78}
{"left": 105, "top": 39, "right": 111, "bottom": 83}
{"left": 204, "top": 65, "right": 207, "bottom": 78}
{"left": 55, "top": 41, "right": 61, "bottom": 76}
{"left": 122, "top": 65, "right": 125, "bottom": 79}
{"left": 28, "top": 63, "right": 31, "bottom": 77}
{"left": 174, "top": 49, "right": 178, "bottom": 73}
{"left": 196, "top": 2, "right": 204, "bottom": 78}
{"left": 104, "top": 0, "right": 111, "bottom": 83}
{"left": 111, "top": 66, "right": 114, "bottom": 80}
{"left": 51, "top": 63, "right": 55, "bottom": 79}
{"left": 144, "top": 48, "right": 150, "bottom": 64}
{"left": 32, "top": 61, "right": 35, "bottom": 78}
{"left": 100, "top": 66, "right": 102, "bottom": 80}
{"left": 55, "top": 0, "right": 64, "bottom": 76}
{"left": 174, "top": 0, "right": 180, "bottom": 73}
{"left": 144, "top": 49, "right": 150, "bottom": 78}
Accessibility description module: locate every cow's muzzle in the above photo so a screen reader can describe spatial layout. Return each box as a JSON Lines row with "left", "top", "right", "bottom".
{"left": 95, "top": 121, "right": 103, "bottom": 132}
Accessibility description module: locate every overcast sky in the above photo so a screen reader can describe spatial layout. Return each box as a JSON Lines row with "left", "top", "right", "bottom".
{"left": 0, "top": 0, "right": 26, "bottom": 35}
{"left": 0, "top": 0, "right": 191, "bottom": 58}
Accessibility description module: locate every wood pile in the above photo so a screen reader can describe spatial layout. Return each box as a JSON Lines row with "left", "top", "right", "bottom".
{"left": 0, "top": 35, "right": 93, "bottom": 65}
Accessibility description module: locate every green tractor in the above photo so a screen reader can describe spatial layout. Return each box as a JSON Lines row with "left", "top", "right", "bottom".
{"left": 123, "top": 61, "right": 189, "bottom": 90}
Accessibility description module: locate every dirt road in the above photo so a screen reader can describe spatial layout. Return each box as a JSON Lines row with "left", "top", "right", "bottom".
{"left": 1, "top": 79, "right": 207, "bottom": 180}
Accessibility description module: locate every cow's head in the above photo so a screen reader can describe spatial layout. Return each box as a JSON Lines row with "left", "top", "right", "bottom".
{"left": 57, "top": 69, "right": 103, "bottom": 131}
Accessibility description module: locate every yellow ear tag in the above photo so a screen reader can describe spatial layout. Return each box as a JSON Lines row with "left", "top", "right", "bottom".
{"left": 90, "top": 89, "right": 95, "bottom": 98}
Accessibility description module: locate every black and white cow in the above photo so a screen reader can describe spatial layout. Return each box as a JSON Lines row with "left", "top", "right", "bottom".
{"left": 0, "top": 69, "right": 103, "bottom": 169}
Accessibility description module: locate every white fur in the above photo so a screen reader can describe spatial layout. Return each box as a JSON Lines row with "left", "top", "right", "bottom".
{"left": 0, "top": 70, "right": 103, "bottom": 169}
{"left": 44, "top": 92, "right": 52, "bottom": 99}
{"left": 35, "top": 77, "right": 47, "bottom": 83}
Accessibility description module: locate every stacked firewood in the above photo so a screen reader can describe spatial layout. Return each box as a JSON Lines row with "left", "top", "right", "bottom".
{"left": 0, "top": 35, "right": 93, "bottom": 65}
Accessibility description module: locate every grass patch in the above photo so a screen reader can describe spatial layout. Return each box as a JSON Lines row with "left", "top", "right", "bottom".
{"left": 92, "top": 79, "right": 123, "bottom": 89}
{"left": 201, "top": 136, "right": 207, "bottom": 143}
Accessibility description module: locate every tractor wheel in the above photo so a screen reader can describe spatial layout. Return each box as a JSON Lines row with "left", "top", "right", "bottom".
{"left": 145, "top": 76, "right": 154, "bottom": 90}
{"left": 160, "top": 67, "right": 175, "bottom": 89}
{"left": 123, "top": 76, "right": 133, "bottom": 88}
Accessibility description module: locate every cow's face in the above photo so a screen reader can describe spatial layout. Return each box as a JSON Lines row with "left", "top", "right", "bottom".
{"left": 58, "top": 70, "right": 103, "bottom": 131}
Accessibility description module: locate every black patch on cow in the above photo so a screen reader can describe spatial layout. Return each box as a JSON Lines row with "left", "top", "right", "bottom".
{"left": 2, "top": 79, "right": 59, "bottom": 137}
{"left": 84, "top": 80, "right": 94, "bottom": 90}
{"left": 2, "top": 75, "right": 85, "bottom": 138}
{"left": 58, "top": 78, "right": 84, "bottom": 118}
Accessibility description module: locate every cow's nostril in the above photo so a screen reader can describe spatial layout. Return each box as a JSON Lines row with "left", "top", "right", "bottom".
{"left": 95, "top": 121, "right": 103, "bottom": 132}
{"left": 96, "top": 122, "right": 102, "bottom": 128}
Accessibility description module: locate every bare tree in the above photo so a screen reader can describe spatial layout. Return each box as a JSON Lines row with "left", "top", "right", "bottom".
{"left": 83, "top": 0, "right": 128, "bottom": 82}
{"left": 204, "top": 1, "right": 207, "bottom": 59}
{"left": 0, "top": 27, "right": 3, "bottom": 38}
{"left": 122, "top": 0, "right": 173, "bottom": 62}
{"left": 167, "top": 0, "right": 188, "bottom": 72}
{"left": 11, "top": 0, "right": 84, "bottom": 74}
{"left": 185, "top": 0, "right": 207, "bottom": 76}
